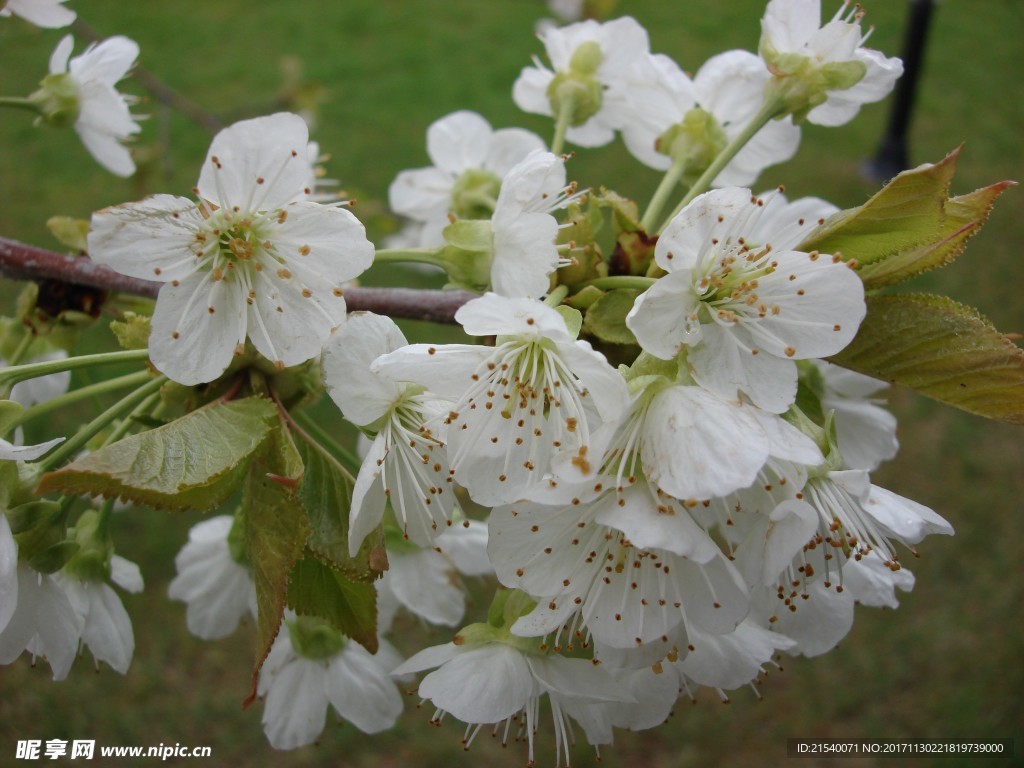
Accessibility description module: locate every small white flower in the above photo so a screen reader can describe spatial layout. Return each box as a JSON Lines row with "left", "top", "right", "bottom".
{"left": 54, "top": 555, "right": 142, "bottom": 674}
{"left": 322, "top": 313, "right": 457, "bottom": 552}
{"left": 258, "top": 618, "right": 404, "bottom": 750}
{"left": 167, "top": 515, "right": 256, "bottom": 640}
{"left": 389, "top": 111, "right": 546, "bottom": 247}
{"left": 759, "top": 0, "right": 903, "bottom": 125}
{"left": 47, "top": 34, "right": 142, "bottom": 176}
{"left": 622, "top": 50, "right": 801, "bottom": 187}
{"left": 626, "top": 187, "right": 865, "bottom": 412}
{"left": 394, "top": 639, "right": 632, "bottom": 765}
{"left": 373, "top": 294, "right": 628, "bottom": 506}
{"left": 88, "top": 113, "right": 375, "bottom": 385}
{"left": 0, "top": 563, "right": 82, "bottom": 680}
{"left": 1, "top": 0, "right": 75, "bottom": 28}
{"left": 513, "top": 16, "right": 655, "bottom": 147}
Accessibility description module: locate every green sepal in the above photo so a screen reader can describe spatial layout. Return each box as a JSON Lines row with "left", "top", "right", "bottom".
{"left": 556, "top": 305, "right": 584, "bottom": 340}
{"left": 0, "top": 399, "right": 21, "bottom": 436}
{"left": 656, "top": 107, "right": 728, "bottom": 185}
{"left": 594, "top": 188, "right": 641, "bottom": 234}
{"left": 32, "top": 72, "right": 81, "bottom": 128}
{"left": 29, "top": 540, "right": 80, "bottom": 574}
{"left": 37, "top": 396, "right": 277, "bottom": 510}
{"left": 109, "top": 313, "right": 152, "bottom": 351}
{"left": 286, "top": 615, "right": 347, "bottom": 660}
{"left": 286, "top": 552, "right": 378, "bottom": 654}
{"left": 830, "top": 294, "right": 1024, "bottom": 425}
{"left": 583, "top": 289, "right": 639, "bottom": 346}
{"left": 439, "top": 220, "right": 494, "bottom": 292}
{"left": 8, "top": 499, "right": 71, "bottom": 573}
{"left": 46, "top": 216, "right": 90, "bottom": 253}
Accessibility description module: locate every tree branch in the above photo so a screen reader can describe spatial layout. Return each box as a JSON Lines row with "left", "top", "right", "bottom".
{"left": 0, "top": 237, "right": 473, "bottom": 324}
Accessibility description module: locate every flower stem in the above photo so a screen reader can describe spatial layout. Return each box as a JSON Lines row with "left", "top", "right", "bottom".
{"left": 0, "top": 349, "right": 150, "bottom": 390}
{"left": 33, "top": 374, "right": 167, "bottom": 473}
{"left": 9, "top": 369, "right": 155, "bottom": 431}
{"left": 582, "top": 276, "right": 657, "bottom": 292}
{"left": 550, "top": 95, "right": 575, "bottom": 156}
{"left": 373, "top": 247, "right": 446, "bottom": 268}
{"left": 658, "top": 97, "right": 786, "bottom": 233}
{"left": 0, "top": 96, "right": 41, "bottom": 114}
{"left": 639, "top": 155, "right": 690, "bottom": 234}
{"left": 5, "top": 326, "right": 34, "bottom": 368}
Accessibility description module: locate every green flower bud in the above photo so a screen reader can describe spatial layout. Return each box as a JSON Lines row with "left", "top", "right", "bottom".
{"left": 656, "top": 107, "right": 729, "bottom": 183}
{"left": 547, "top": 41, "right": 605, "bottom": 127}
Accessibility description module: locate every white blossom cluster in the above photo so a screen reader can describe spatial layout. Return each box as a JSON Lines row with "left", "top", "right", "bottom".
{"left": 0, "top": 1, "right": 960, "bottom": 764}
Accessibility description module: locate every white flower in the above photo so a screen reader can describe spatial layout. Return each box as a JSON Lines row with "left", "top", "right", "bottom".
{"left": 47, "top": 35, "right": 141, "bottom": 176}
{"left": 759, "top": 0, "right": 903, "bottom": 126}
{"left": 53, "top": 555, "right": 142, "bottom": 674}
{"left": 167, "top": 515, "right": 256, "bottom": 640}
{"left": 377, "top": 519, "right": 490, "bottom": 627}
{"left": 1, "top": 0, "right": 75, "bottom": 28}
{"left": 489, "top": 150, "right": 581, "bottom": 298}
{"left": 513, "top": 16, "right": 655, "bottom": 147}
{"left": 622, "top": 50, "right": 801, "bottom": 187}
{"left": 88, "top": 113, "right": 375, "bottom": 385}
{"left": 814, "top": 360, "right": 898, "bottom": 470}
{"left": 626, "top": 187, "right": 865, "bottom": 413}
{"left": 258, "top": 617, "right": 404, "bottom": 750}
{"left": 373, "top": 294, "right": 628, "bottom": 506}
{"left": 322, "top": 313, "right": 457, "bottom": 552}
{"left": 0, "top": 563, "right": 82, "bottom": 680}
{"left": 394, "top": 639, "right": 632, "bottom": 765}
{"left": 675, "top": 617, "right": 797, "bottom": 692}
{"left": 389, "top": 111, "right": 546, "bottom": 247}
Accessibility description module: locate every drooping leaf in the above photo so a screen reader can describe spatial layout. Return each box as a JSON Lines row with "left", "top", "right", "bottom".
{"left": 286, "top": 552, "right": 378, "bottom": 653}
{"left": 243, "top": 419, "right": 308, "bottom": 702}
{"left": 294, "top": 435, "right": 383, "bottom": 583}
{"left": 830, "top": 294, "right": 1024, "bottom": 424}
{"left": 38, "top": 397, "right": 277, "bottom": 509}
{"left": 797, "top": 148, "right": 961, "bottom": 266}
{"left": 856, "top": 181, "right": 1016, "bottom": 288}
{"left": 584, "top": 289, "right": 640, "bottom": 346}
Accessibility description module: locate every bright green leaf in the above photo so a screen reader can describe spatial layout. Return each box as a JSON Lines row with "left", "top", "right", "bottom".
{"left": 584, "top": 289, "right": 640, "bottom": 346}
{"left": 857, "top": 181, "right": 1016, "bottom": 288}
{"left": 286, "top": 552, "right": 378, "bottom": 653}
{"left": 37, "top": 397, "right": 277, "bottom": 509}
{"left": 830, "top": 294, "right": 1024, "bottom": 425}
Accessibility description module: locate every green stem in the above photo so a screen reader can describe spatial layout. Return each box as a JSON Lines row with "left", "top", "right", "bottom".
{"left": 292, "top": 407, "right": 362, "bottom": 473}
{"left": 101, "top": 389, "right": 162, "bottom": 447}
{"left": 95, "top": 498, "right": 116, "bottom": 540}
{"left": 659, "top": 97, "right": 786, "bottom": 233}
{"left": 10, "top": 369, "right": 155, "bottom": 431}
{"left": 544, "top": 285, "right": 569, "bottom": 307}
{"left": 639, "top": 155, "right": 690, "bottom": 234}
{"left": 582, "top": 276, "right": 657, "bottom": 292}
{"left": 373, "top": 248, "right": 446, "bottom": 268}
{"left": 0, "top": 96, "right": 42, "bottom": 114}
{"left": 0, "top": 349, "right": 150, "bottom": 389}
{"left": 33, "top": 374, "right": 167, "bottom": 473}
{"left": 550, "top": 95, "right": 575, "bottom": 157}
{"left": 5, "top": 326, "right": 34, "bottom": 367}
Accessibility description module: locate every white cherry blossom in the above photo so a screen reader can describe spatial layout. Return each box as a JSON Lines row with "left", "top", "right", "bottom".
{"left": 626, "top": 188, "right": 865, "bottom": 412}
{"left": 46, "top": 34, "right": 141, "bottom": 176}
{"left": 0, "top": 563, "right": 82, "bottom": 680}
{"left": 88, "top": 113, "right": 374, "bottom": 385}
{"left": 373, "top": 293, "right": 628, "bottom": 506}
{"left": 389, "top": 110, "right": 546, "bottom": 247}
{"left": 167, "top": 515, "right": 256, "bottom": 640}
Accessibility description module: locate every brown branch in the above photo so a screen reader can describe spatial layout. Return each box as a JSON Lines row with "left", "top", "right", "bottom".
{"left": 0, "top": 237, "right": 473, "bottom": 324}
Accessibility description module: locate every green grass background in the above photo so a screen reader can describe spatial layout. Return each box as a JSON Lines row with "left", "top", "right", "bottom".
{"left": 1, "top": 1, "right": 1022, "bottom": 766}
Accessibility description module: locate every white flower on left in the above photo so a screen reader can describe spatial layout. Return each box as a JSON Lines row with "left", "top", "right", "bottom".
{"left": 48, "top": 35, "right": 142, "bottom": 177}
{"left": 1, "top": 0, "right": 75, "bottom": 28}
{"left": 89, "top": 113, "right": 375, "bottom": 385}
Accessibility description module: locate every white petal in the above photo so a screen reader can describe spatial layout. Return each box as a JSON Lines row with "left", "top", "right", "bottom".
{"left": 7, "top": 0, "right": 75, "bottom": 28}
{"left": 434, "top": 520, "right": 492, "bottom": 577}
{"left": 418, "top": 644, "right": 534, "bottom": 723}
{"left": 388, "top": 166, "right": 454, "bottom": 221}
{"left": 0, "top": 435, "right": 65, "bottom": 461}
{"left": 197, "top": 113, "right": 312, "bottom": 210}
{"left": 261, "top": 658, "right": 329, "bottom": 750}
{"left": 455, "top": 293, "right": 571, "bottom": 340}
{"left": 626, "top": 271, "right": 702, "bottom": 360}
{"left": 863, "top": 485, "right": 954, "bottom": 543}
{"left": 655, "top": 187, "right": 754, "bottom": 272}
{"left": 47, "top": 34, "right": 74, "bottom": 74}
{"left": 348, "top": 435, "right": 389, "bottom": 556}
{"left": 386, "top": 548, "right": 465, "bottom": 626}
{"left": 273, "top": 200, "right": 374, "bottom": 286}
{"left": 325, "top": 643, "right": 403, "bottom": 733}
{"left": 109, "top": 555, "right": 143, "bottom": 593}
{"left": 426, "top": 110, "right": 494, "bottom": 174}
{"left": 391, "top": 641, "right": 462, "bottom": 677}
{"left": 69, "top": 36, "right": 138, "bottom": 84}
{"left": 0, "top": 516, "right": 18, "bottom": 633}
{"left": 680, "top": 618, "right": 795, "bottom": 690}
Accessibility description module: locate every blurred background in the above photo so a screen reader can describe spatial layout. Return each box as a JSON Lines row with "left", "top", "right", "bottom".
{"left": 0, "top": 1, "right": 1021, "bottom": 765}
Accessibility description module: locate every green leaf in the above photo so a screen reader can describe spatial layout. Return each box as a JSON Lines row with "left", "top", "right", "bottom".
{"left": 287, "top": 552, "right": 378, "bottom": 654}
{"left": 857, "top": 181, "right": 1016, "bottom": 289}
{"left": 797, "top": 148, "right": 962, "bottom": 266}
{"left": 583, "top": 289, "right": 640, "bottom": 346}
{"left": 243, "top": 420, "right": 308, "bottom": 701}
{"left": 293, "top": 435, "right": 383, "bottom": 583}
{"left": 37, "top": 397, "right": 277, "bottom": 509}
{"left": 830, "top": 294, "right": 1024, "bottom": 425}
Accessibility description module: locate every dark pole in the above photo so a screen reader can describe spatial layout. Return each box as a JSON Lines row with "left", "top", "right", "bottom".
{"left": 862, "top": 0, "right": 938, "bottom": 182}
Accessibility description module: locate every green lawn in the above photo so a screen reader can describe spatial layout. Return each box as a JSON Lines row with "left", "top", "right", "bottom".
{"left": 1, "top": 1, "right": 1022, "bottom": 766}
